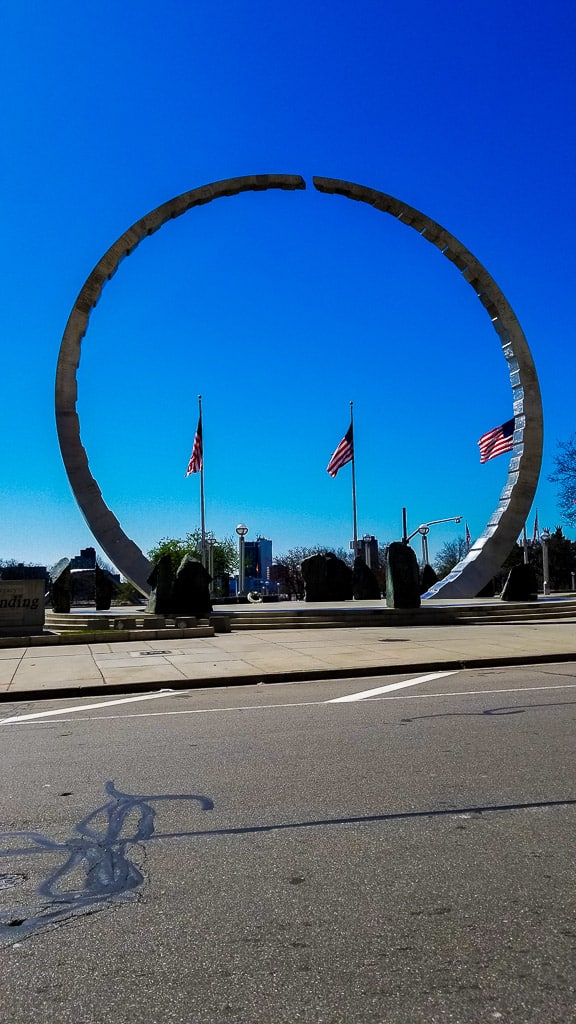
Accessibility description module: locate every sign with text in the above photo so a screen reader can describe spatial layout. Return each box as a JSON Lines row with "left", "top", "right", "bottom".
{"left": 0, "top": 579, "right": 45, "bottom": 635}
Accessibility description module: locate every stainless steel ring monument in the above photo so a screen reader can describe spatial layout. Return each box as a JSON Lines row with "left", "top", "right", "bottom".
{"left": 55, "top": 174, "right": 543, "bottom": 597}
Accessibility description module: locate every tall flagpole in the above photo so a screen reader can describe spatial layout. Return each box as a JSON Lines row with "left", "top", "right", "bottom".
{"left": 350, "top": 400, "right": 358, "bottom": 559}
{"left": 198, "top": 394, "right": 207, "bottom": 568}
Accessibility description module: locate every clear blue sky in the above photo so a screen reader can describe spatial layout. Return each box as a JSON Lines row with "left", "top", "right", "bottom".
{"left": 2, "top": 0, "right": 575, "bottom": 570}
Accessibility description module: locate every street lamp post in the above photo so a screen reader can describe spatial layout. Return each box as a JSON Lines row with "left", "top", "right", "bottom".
{"left": 418, "top": 525, "right": 431, "bottom": 566}
{"left": 541, "top": 528, "right": 550, "bottom": 596}
{"left": 204, "top": 536, "right": 215, "bottom": 595}
{"left": 235, "top": 523, "right": 248, "bottom": 596}
{"left": 405, "top": 516, "right": 462, "bottom": 567}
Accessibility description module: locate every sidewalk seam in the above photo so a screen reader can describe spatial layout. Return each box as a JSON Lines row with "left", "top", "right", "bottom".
{"left": 5, "top": 649, "right": 27, "bottom": 693}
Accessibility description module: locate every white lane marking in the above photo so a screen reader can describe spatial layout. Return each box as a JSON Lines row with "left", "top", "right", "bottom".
{"left": 0, "top": 673, "right": 456, "bottom": 725}
{"left": 2, "top": 680, "right": 576, "bottom": 727}
{"left": 326, "top": 670, "right": 458, "bottom": 702}
{"left": 0, "top": 689, "right": 186, "bottom": 725}
{"left": 0, "top": 674, "right": 453, "bottom": 724}
{"left": 2, "top": 699, "right": 325, "bottom": 725}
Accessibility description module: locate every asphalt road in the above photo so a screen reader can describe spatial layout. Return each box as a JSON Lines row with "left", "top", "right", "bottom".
{"left": 1, "top": 663, "right": 576, "bottom": 1023}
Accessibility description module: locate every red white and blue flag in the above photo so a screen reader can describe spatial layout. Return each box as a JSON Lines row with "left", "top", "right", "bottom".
{"left": 185, "top": 418, "right": 203, "bottom": 476}
{"left": 327, "top": 425, "right": 353, "bottom": 478}
{"left": 478, "top": 418, "right": 514, "bottom": 464}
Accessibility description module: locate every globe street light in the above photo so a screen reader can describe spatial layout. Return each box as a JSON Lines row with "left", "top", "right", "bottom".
{"left": 417, "top": 525, "right": 431, "bottom": 566}
{"left": 235, "top": 523, "right": 249, "bottom": 596}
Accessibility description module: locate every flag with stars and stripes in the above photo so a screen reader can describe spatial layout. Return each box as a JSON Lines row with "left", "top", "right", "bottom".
{"left": 478, "top": 419, "right": 514, "bottom": 464}
{"left": 327, "top": 425, "right": 353, "bottom": 478}
{"left": 185, "top": 418, "right": 203, "bottom": 476}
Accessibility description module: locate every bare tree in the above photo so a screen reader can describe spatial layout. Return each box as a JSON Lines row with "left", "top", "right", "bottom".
{"left": 433, "top": 537, "right": 468, "bottom": 579}
{"left": 271, "top": 545, "right": 353, "bottom": 599}
{"left": 549, "top": 435, "right": 576, "bottom": 528}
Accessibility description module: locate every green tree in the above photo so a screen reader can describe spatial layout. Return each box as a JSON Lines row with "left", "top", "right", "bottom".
{"left": 549, "top": 436, "right": 576, "bottom": 528}
{"left": 496, "top": 528, "right": 576, "bottom": 592}
{"left": 489, "top": 541, "right": 525, "bottom": 594}
{"left": 113, "top": 579, "right": 146, "bottom": 605}
{"left": 452, "top": 528, "right": 576, "bottom": 594}
{"left": 148, "top": 530, "right": 237, "bottom": 577}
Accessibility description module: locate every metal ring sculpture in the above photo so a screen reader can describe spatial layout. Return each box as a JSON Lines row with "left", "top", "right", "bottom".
{"left": 56, "top": 175, "right": 543, "bottom": 597}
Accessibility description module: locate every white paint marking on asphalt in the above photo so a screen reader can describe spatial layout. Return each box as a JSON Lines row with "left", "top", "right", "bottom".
{"left": 0, "top": 673, "right": 454, "bottom": 724}
{"left": 0, "top": 689, "right": 189, "bottom": 725}
{"left": 326, "top": 670, "right": 458, "bottom": 702}
{"left": 0, "top": 672, "right": 457, "bottom": 725}
{"left": 3, "top": 680, "right": 576, "bottom": 727}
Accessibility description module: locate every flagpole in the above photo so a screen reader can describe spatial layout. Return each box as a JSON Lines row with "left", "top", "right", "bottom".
{"left": 198, "top": 394, "right": 207, "bottom": 568}
{"left": 350, "top": 400, "right": 358, "bottom": 559}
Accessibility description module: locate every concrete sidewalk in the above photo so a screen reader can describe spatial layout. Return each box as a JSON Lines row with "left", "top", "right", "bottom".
{"left": 2, "top": 613, "right": 576, "bottom": 701}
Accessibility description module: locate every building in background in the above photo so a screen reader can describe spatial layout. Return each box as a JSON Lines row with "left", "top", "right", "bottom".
{"left": 351, "top": 535, "right": 379, "bottom": 568}
{"left": 70, "top": 547, "right": 96, "bottom": 570}
{"left": 244, "top": 537, "right": 273, "bottom": 593}
{"left": 0, "top": 562, "right": 48, "bottom": 582}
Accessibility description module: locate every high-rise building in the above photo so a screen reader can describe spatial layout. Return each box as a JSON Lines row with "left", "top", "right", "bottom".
{"left": 352, "top": 535, "right": 379, "bottom": 568}
{"left": 244, "top": 537, "right": 273, "bottom": 592}
{"left": 70, "top": 547, "right": 97, "bottom": 569}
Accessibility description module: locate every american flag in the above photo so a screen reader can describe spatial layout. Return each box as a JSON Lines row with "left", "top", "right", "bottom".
{"left": 185, "top": 418, "right": 203, "bottom": 476}
{"left": 465, "top": 522, "right": 471, "bottom": 549}
{"left": 327, "top": 424, "right": 353, "bottom": 478}
{"left": 478, "top": 418, "right": 514, "bottom": 464}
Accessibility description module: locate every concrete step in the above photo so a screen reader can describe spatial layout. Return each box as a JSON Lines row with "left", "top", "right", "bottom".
{"left": 45, "top": 600, "right": 576, "bottom": 636}
{"left": 212, "top": 600, "right": 576, "bottom": 630}
{"left": 227, "top": 619, "right": 365, "bottom": 630}
{"left": 44, "top": 611, "right": 220, "bottom": 637}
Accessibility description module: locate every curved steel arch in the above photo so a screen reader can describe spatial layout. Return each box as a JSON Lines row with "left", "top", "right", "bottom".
{"left": 55, "top": 175, "right": 306, "bottom": 594}
{"left": 56, "top": 174, "right": 542, "bottom": 598}
{"left": 313, "top": 177, "right": 543, "bottom": 598}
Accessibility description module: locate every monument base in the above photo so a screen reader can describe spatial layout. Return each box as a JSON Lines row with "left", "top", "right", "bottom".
{"left": 0, "top": 579, "right": 45, "bottom": 637}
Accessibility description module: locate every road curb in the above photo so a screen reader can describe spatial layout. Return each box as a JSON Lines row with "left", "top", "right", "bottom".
{"left": 2, "top": 650, "right": 576, "bottom": 704}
